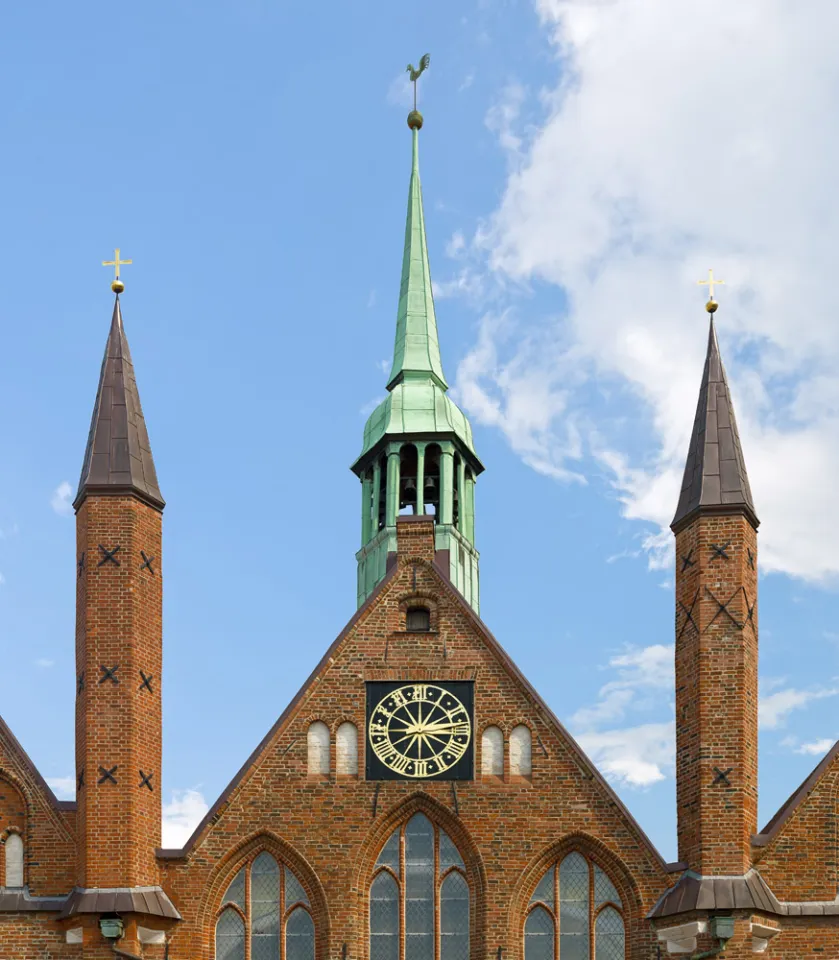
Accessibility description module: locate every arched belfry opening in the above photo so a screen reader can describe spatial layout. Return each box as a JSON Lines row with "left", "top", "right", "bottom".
{"left": 423, "top": 443, "right": 441, "bottom": 517}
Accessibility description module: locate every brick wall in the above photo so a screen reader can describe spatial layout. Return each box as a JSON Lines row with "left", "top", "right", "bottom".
{"left": 674, "top": 512, "right": 759, "bottom": 875}
{"left": 75, "top": 495, "right": 163, "bottom": 888}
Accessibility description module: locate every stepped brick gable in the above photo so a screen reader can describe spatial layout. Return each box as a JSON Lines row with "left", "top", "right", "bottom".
{"left": 1, "top": 115, "right": 838, "bottom": 959}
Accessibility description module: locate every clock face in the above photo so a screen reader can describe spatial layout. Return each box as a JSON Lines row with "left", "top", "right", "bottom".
{"left": 366, "top": 681, "right": 474, "bottom": 780}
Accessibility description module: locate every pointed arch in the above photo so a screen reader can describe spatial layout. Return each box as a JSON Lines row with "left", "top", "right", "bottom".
{"left": 200, "top": 831, "right": 330, "bottom": 960}
{"left": 357, "top": 793, "right": 486, "bottom": 960}
{"left": 508, "top": 834, "right": 640, "bottom": 960}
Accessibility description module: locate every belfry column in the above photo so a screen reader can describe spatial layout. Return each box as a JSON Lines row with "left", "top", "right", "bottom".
{"left": 74, "top": 264, "right": 165, "bottom": 902}
{"left": 672, "top": 285, "right": 759, "bottom": 877}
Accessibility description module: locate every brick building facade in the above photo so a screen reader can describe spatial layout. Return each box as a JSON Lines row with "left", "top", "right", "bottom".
{"left": 1, "top": 111, "right": 838, "bottom": 959}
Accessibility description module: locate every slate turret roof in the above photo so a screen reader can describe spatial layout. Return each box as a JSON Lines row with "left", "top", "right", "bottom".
{"left": 671, "top": 317, "right": 757, "bottom": 531}
{"left": 74, "top": 296, "right": 164, "bottom": 511}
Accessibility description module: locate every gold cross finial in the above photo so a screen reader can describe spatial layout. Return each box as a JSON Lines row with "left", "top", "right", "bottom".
{"left": 102, "top": 247, "right": 132, "bottom": 294}
{"left": 697, "top": 268, "right": 724, "bottom": 313}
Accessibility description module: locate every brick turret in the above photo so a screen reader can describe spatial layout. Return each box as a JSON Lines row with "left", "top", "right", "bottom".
{"left": 672, "top": 315, "right": 759, "bottom": 876}
{"left": 72, "top": 294, "right": 167, "bottom": 945}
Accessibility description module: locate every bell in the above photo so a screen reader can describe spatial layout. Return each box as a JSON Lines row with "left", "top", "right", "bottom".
{"left": 424, "top": 475, "right": 437, "bottom": 494}
{"left": 402, "top": 477, "right": 417, "bottom": 495}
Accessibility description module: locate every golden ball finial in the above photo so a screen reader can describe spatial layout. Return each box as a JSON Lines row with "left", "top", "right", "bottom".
{"left": 705, "top": 298, "right": 718, "bottom": 313}
{"left": 407, "top": 110, "right": 424, "bottom": 130}
{"left": 111, "top": 278, "right": 125, "bottom": 295}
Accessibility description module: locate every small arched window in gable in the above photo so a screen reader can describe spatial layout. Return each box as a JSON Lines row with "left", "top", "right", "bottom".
{"left": 307, "top": 721, "right": 330, "bottom": 778}
{"left": 336, "top": 722, "right": 358, "bottom": 777}
{"left": 525, "top": 853, "right": 625, "bottom": 960}
{"left": 370, "top": 814, "right": 470, "bottom": 960}
{"left": 481, "top": 726, "right": 503, "bottom": 780}
{"left": 510, "top": 725, "right": 532, "bottom": 779}
{"left": 214, "top": 853, "right": 314, "bottom": 960}
{"left": 406, "top": 606, "right": 431, "bottom": 632}
{"left": 4, "top": 833, "right": 23, "bottom": 888}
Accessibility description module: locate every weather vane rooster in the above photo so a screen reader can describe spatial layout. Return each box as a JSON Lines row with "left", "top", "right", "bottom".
{"left": 406, "top": 53, "right": 430, "bottom": 112}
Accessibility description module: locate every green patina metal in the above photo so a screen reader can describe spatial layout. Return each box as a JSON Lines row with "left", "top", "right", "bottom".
{"left": 389, "top": 127, "right": 447, "bottom": 391}
{"left": 351, "top": 110, "right": 483, "bottom": 614}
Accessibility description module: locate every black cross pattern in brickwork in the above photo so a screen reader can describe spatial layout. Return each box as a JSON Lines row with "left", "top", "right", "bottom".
{"left": 710, "top": 541, "right": 731, "bottom": 561}
{"left": 743, "top": 589, "right": 756, "bottom": 633}
{"left": 713, "top": 766, "right": 732, "bottom": 787}
{"left": 140, "top": 551, "right": 156, "bottom": 574}
{"left": 747, "top": 548, "right": 755, "bottom": 571}
{"left": 138, "top": 770, "right": 153, "bottom": 791}
{"left": 77, "top": 552, "right": 86, "bottom": 578}
{"left": 678, "top": 589, "right": 700, "bottom": 639}
{"left": 98, "top": 765, "right": 118, "bottom": 785}
{"left": 99, "top": 664, "right": 120, "bottom": 685}
{"left": 139, "top": 670, "right": 154, "bottom": 693}
{"left": 77, "top": 672, "right": 85, "bottom": 695}
{"left": 77, "top": 768, "right": 84, "bottom": 790}
{"left": 705, "top": 587, "right": 743, "bottom": 630}
{"left": 680, "top": 549, "right": 696, "bottom": 572}
{"left": 98, "top": 544, "right": 121, "bottom": 567}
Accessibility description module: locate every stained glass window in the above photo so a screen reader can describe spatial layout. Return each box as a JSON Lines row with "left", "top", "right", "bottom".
{"left": 370, "top": 815, "right": 470, "bottom": 960}
{"left": 524, "top": 854, "right": 625, "bottom": 960}
{"left": 216, "top": 908, "right": 245, "bottom": 960}
{"left": 214, "top": 853, "right": 315, "bottom": 960}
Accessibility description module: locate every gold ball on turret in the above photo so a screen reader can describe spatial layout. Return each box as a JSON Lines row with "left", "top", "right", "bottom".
{"left": 111, "top": 279, "right": 125, "bottom": 294}
{"left": 706, "top": 298, "right": 718, "bottom": 313}
{"left": 407, "top": 110, "right": 424, "bottom": 130}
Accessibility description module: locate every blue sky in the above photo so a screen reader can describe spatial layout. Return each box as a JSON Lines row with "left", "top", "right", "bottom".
{"left": 2, "top": 0, "right": 839, "bottom": 861}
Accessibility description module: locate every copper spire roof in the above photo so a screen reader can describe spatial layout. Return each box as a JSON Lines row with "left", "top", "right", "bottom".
{"left": 671, "top": 317, "right": 757, "bottom": 531}
{"left": 74, "top": 296, "right": 164, "bottom": 511}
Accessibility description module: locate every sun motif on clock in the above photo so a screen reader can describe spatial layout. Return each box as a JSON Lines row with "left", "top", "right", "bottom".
{"left": 367, "top": 683, "right": 472, "bottom": 779}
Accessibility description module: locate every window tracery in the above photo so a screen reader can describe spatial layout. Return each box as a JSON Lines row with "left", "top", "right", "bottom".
{"left": 370, "top": 813, "right": 469, "bottom": 960}
{"left": 524, "top": 853, "right": 625, "bottom": 960}
{"left": 215, "top": 852, "right": 314, "bottom": 960}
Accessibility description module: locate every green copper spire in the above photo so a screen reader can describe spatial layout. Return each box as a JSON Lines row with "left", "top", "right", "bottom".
{"left": 351, "top": 92, "right": 483, "bottom": 614}
{"left": 387, "top": 126, "right": 447, "bottom": 391}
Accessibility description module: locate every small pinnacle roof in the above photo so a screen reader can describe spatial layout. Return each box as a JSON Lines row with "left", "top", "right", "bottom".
{"left": 671, "top": 317, "right": 757, "bottom": 530}
{"left": 387, "top": 127, "right": 447, "bottom": 391}
{"left": 74, "top": 296, "right": 164, "bottom": 511}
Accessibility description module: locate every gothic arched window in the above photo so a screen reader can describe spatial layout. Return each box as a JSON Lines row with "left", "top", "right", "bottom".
{"left": 524, "top": 853, "right": 625, "bottom": 960}
{"left": 215, "top": 852, "right": 315, "bottom": 960}
{"left": 370, "top": 813, "right": 470, "bottom": 960}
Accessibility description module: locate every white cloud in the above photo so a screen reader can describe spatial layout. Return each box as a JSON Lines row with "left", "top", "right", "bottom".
{"left": 50, "top": 481, "right": 73, "bottom": 517}
{"left": 446, "top": 231, "right": 466, "bottom": 259}
{"left": 576, "top": 721, "right": 675, "bottom": 787}
{"left": 568, "top": 644, "right": 674, "bottom": 786}
{"left": 795, "top": 738, "right": 835, "bottom": 757}
{"left": 161, "top": 789, "right": 209, "bottom": 848}
{"left": 759, "top": 685, "right": 838, "bottom": 730}
{"left": 456, "top": 0, "right": 839, "bottom": 582}
{"left": 35, "top": 658, "right": 54, "bottom": 668}
{"left": 570, "top": 643, "right": 673, "bottom": 728}
{"left": 47, "top": 777, "right": 75, "bottom": 801}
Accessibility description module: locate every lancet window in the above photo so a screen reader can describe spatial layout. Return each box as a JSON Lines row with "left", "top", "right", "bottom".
{"left": 370, "top": 813, "right": 469, "bottom": 960}
{"left": 215, "top": 852, "right": 315, "bottom": 960}
{"left": 524, "top": 853, "right": 625, "bottom": 960}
